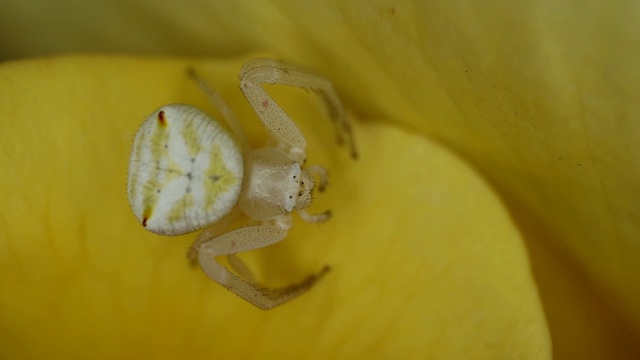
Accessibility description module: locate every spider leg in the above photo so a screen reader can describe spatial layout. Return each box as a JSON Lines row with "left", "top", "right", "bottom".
{"left": 298, "top": 209, "right": 331, "bottom": 223}
{"left": 187, "top": 67, "right": 250, "bottom": 151}
{"left": 239, "top": 58, "right": 358, "bottom": 160}
{"left": 307, "top": 164, "right": 329, "bottom": 192}
{"left": 195, "top": 225, "right": 330, "bottom": 310}
{"left": 226, "top": 254, "right": 256, "bottom": 283}
{"left": 186, "top": 208, "right": 240, "bottom": 264}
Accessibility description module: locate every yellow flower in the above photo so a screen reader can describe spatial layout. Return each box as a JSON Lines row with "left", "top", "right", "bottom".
{"left": 1, "top": 1, "right": 638, "bottom": 359}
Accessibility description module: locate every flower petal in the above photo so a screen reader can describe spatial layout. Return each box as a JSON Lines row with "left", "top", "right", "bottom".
{"left": 0, "top": 56, "right": 549, "bottom": 358}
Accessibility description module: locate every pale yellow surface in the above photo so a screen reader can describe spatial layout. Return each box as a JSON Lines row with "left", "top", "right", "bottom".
{"left": 1, "top": 1, "right": 639, "bottom": 359}
{"left": 0, "top": 56, "right": 548, "bottom": 358}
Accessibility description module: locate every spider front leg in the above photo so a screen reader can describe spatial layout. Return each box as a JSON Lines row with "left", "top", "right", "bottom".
{"left": 194, "top": 224, "right": 330, "bottom": 310}
{"left": 239, "top": 58, "right": 358, "bottom": 160}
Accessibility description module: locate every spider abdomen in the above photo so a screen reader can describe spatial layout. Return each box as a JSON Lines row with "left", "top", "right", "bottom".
{"left": 127, "top": 104, "right": 243, "bottom": 235}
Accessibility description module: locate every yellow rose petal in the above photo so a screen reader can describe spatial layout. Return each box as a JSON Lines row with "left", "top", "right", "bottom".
{"left": 0, "top": 56, "right": 549, "bottom": 358}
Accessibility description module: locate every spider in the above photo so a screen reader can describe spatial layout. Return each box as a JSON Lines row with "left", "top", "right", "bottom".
{"left": 127, "top": 58, "right": 357, "bottom": 309}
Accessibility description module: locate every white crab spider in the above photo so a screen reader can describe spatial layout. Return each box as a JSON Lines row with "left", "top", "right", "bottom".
{"left": 127, "top": 58, "right": 357, "bottom": 310}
